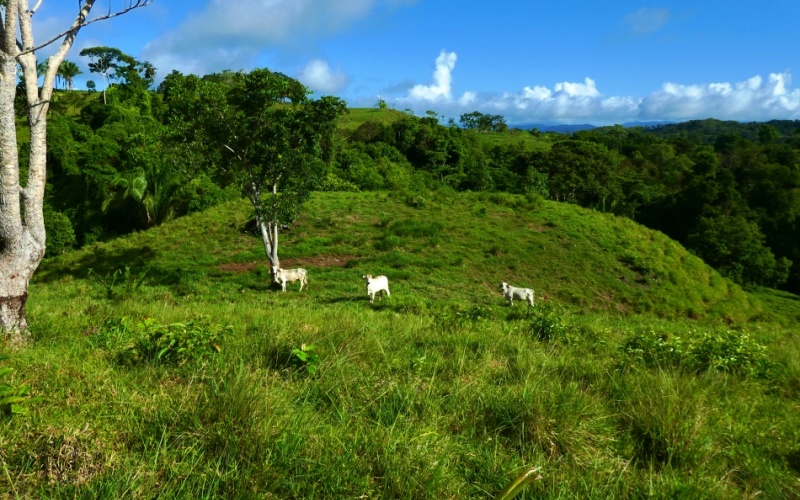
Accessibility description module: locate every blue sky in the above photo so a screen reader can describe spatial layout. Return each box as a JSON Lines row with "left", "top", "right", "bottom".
{"left": 35, "top": 0, "right": 800, "bottom": 125}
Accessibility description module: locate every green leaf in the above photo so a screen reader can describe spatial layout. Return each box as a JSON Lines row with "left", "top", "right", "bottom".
{"left": 495, "top": 467, "right": 542, "bottom": 500}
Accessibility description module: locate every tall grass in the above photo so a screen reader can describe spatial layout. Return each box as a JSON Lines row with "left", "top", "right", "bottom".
{"left": 2, "top": 191, "right": 797, "bottom": 497}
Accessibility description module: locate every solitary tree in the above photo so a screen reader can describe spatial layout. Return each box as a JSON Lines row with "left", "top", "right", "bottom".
{"left": 79, "top": 46, "right": 123, "bottom": 103}
{"left": 0, "top": 0, "right": 153, "bottom": 346}
{"left": 162, "top": 69, "right": 346, "bottom": 272}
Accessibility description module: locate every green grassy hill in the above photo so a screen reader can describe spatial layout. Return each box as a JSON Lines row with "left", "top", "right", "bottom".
{"left": 35, "top": 191, "right": 762, "bottom": 322}
{"left": 341, "top": 107, "right": 554, "bottom": 151}
{"left": 3, "top": 191, "right": 798, "bottom": 497}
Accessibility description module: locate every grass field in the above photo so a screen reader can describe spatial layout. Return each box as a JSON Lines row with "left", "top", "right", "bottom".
{"left": 2, "top": 191, "right": 798, "bottom": 498}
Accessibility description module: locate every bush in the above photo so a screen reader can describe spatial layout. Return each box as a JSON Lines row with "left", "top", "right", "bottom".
{"left": 291, "top": 344, "right": 320, "bottom": 375}
{"left": 434, "top": 304, "right": 493, "bottom": 332}
{"left": 100, "top": 316, "right": 229, "bottom": 366}
{"left": 621, "top": 329, "right": 772, "bottom": 377}
{"left": 686, "top": 329, "right": 771, "bottom": 376}
{"left": 622, "top": 331, "right": 684, "bottom": 369}
{"left": 0, "top": 355, "right": 32, "bottom": 417}
{"left": 44, "top": 207, "right": 76, "bottom": 257}
{"left": 525, "top": 303, "right": 570, "bottom": 341}
{"left": 174, "top": 173, "right": 238, "bottom": 214}
{"left": 318, "top": 172, "right": 360, "bottom": 192}
{"left": 87, "top": 266, "right": 149, "bottom": 300}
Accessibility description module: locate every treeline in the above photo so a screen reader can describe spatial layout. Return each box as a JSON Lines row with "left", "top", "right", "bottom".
{"left": 38, "top": 52, "right": 800, "bottom": 293}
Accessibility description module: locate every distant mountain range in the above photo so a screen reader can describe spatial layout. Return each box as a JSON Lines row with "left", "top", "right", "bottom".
{"left": 512, "top": 121, "right": 675, "bottom": 133}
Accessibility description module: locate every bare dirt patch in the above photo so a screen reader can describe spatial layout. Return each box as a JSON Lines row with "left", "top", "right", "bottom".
{"left": 217, "top": 255, "right": 358, "bottom": 274}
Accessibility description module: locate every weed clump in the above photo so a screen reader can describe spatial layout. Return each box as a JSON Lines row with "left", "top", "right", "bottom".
{"left": 524, "top": 303, "right": 571, "bottom": 342}
{"left": 97, "top": 315, "right": 228, "bottom": 366}
{"left": 0, "top": 355, "right": 32, "bottom": 417}
{"left": 621, "top": 329, "right": 772, "bottom": 376}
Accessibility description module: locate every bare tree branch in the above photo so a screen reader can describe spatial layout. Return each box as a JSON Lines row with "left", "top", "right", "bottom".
{"left": 19, "top": 0, "right": 155, "bottom": 56}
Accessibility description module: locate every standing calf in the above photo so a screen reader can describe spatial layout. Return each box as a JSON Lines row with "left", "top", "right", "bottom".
{"left": 500, "top": 282, "right": 534, "bottom": 307}
{"left": 362, "top": 274, "right": 390, "bottom": 303}
{"left": 272, "top": 267, "right": 308, "bottom": 292}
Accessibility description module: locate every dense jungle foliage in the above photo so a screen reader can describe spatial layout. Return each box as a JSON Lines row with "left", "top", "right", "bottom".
{"left": 38, "top": 52, "right": 800, "bottom": 293}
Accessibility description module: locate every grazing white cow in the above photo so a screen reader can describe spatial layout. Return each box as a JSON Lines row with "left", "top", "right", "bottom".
{"left": 500, "top": 282, "right": 534, "bottom": 307}
{"left": 272, "top": 267, "right": 308, "bottom": 292}
{"left": 362, "top": 274, "right": 390, "bottom": 303}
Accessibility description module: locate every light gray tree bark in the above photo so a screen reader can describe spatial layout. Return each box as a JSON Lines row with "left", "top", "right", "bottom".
{"left": 0, "top": 0, "right": 153, "bottom": 347}
{"left": 246, "top": 180, "right": 281, "bottom": 271}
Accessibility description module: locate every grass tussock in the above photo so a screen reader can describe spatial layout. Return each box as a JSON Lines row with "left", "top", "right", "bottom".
{"left": 1, "top": 191, "right": 797, "bottom": 497}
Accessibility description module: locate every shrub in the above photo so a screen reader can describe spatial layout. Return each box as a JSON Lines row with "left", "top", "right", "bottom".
{"left": 318, "top": 172, "right": 360, "bottom": 192}
{"left": 434, "top": 304, "right": 493, "bottom": 332}
{"left": 399, "top": 190, "right": 429, "bottom": 208}
{"left": 101, "top": 316, "right": 228, "bottom": 366}
{"left": 291, "top": 344, "right": 320, "bottom": 375}
{"left": 87, "top": 266, "right": 149, "bottom": 300}
{"left": 620, "top": 329, "right": 772, "bottom": 377}
{"left": 174, "top": 173, "right": 239, "bottom": 214}
{"left": 622, "top": 331, "right": 684, "bottom": 369}
{"left": 44, "top": 207, "right": 76, "bottom": 257}
{"left": 374, "top": 234, "right": 402, "bottom": 251}
{"left": 526, "top": 303, "right": 570, "bottom": 341}
{"left": 686, "top": 329, "right": 771, "bottom": 376}
{"left": 0, "top": 355, "right": 32, "bottom": 417}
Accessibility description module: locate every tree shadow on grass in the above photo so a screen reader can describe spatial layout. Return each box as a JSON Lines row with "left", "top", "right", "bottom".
{"left": 34, "top": 245, "right": 159, "bottom": 284}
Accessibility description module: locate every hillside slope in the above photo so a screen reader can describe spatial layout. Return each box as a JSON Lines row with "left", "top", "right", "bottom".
{"left": 13, "top": 190, "right": 799, "bottom": 498}
{"left": 36, "top": 190, "right": 762, "bottom": 322}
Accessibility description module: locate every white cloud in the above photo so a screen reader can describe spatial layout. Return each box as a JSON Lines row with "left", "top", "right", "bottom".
{"left": 458, "top": 91, "right": 477, "bottom": 106}
{"left": 142, "top": 0, "right": 417, "bottom": 77}
{"left": 298, "top": 59, "right": 349, "bottom": 93}
{"left": 408, "top": 50, "right": 457, "bottom": 101}
{"left": 390, "top": 52, "right": 800, "bottom": 125}
{"left": 639, "top": 71, "right": 800, "bottom": 121}
{"left": 554, "top": 77, "right": 600, "bottom": 98}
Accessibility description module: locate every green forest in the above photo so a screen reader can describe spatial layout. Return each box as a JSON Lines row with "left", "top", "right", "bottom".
{"left": 41, "top": 51, "right": 800, "bottom": 294}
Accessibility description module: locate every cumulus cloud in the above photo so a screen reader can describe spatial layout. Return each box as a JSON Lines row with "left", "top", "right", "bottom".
{"left": 408, "top": 50, "right": 458, "bottom": 101}
{"left": 639, "top": 72, "right": 800, "bottom": 121}
{"left": 298, "top": 59, "right": 349, "bottom": 93}
{"left": 390, "top": 51, "right": 800, "bottom": 125}
{"left": 554, "top": 77, "right": 600, "bottom": 98}
{"left": 142, "top": 0, "right": 416, "bottom": 77}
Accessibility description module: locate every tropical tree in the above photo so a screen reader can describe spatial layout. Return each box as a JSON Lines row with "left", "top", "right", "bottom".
{"left": 101, "top": 140, "right": 183, "bottom": 230}
{"left": 79, "top": 46, "right": 122, "bottom": 103}
{"left": 541, "top": 140, "right": 623, "bottom": 211}
{"left": 687, "top": 214, "right": 791, "bottom": 287}
{"left": 58, "top": 60, "right": 83, "bottom": 91}
{"left": 161, "top": 69, "right": 347, "bottom": 271}
{"left": 0, "top": 0, "right": 153, "bottom": 347}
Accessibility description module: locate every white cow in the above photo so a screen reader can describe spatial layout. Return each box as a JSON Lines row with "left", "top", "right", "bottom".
{"left": 362, "top": 274, "right": 390, "bottom": 303}
{"left": 272, "top": 267, "right": 308, "bottom": 292}
{"left": 500, "top": 282, "right": 534, "bottom": 307}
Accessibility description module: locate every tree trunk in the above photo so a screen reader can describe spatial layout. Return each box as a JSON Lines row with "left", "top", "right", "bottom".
{"left": 0, "top": 0, "right": 152, "bottom": 347}
{"left": 247, "top": 181, "right": 280, "bottom": 271}
{"left": 0, "top": 3, "right": 54, "bottom": 345}
{"left": 258, "top": 219, "right": 280, "bottom": 270}
{"left": 0, "top": 242, "right": 41, "bottom": 346}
